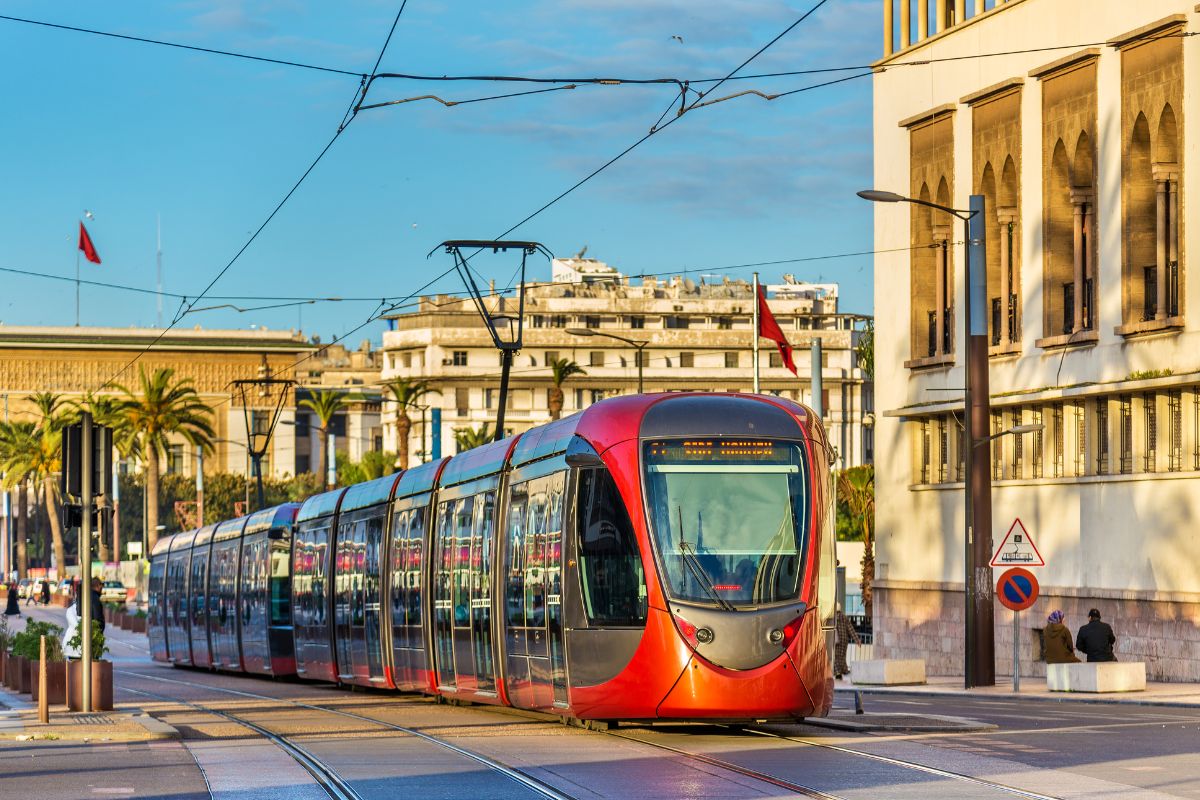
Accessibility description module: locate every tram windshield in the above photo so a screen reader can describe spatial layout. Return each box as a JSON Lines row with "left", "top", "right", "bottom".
{"left": 643, "top": 438, "right": 809, "bottom": 608}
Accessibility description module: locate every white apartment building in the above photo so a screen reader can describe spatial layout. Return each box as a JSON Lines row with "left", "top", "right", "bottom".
{"left": 380, "top": 258, "right": 873, "bottom": 468}
{"left": 871, "top": 0, "right": 1200, "bottom": 679}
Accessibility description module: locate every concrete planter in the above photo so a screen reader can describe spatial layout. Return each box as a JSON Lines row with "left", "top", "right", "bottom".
{"left": 31, "top": 661, "right": 67, "bottom": 704}
{"left": 119, "top": 614, "right": 132, "bottom": 632}
{"left": 67, "top": 660, "right": 113, "bottom": 711}
{"left": 129, "top": 617, "right": 147, "bottom": 634}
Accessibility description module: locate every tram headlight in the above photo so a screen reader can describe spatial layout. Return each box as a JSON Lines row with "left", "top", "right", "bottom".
{"left": 768, "top": 628, "right": 785, "bottom": 644}
{"left": 695, "top": 627, "right": 714, "bottom": 645}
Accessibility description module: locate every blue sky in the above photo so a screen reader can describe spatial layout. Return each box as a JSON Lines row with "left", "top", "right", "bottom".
{"left": 0, "top": 0, "right": 878, "bottom": 342}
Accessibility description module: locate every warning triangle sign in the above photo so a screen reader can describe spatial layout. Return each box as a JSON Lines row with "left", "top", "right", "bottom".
{"left": 991, "top": 518, "right": 1045, "bottom": 567}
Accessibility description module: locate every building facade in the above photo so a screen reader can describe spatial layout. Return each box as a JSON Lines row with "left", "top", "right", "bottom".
{"left": 380, "top": 258, "right": 873, "bottom": 468}
{"left": 293, "top": 339, "right": 384, "bottom": 474}
{"left": 872, "top": 0, "right": 1200, "bottom": 679}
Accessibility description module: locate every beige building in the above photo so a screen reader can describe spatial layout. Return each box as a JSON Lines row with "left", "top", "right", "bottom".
{"left": 871, "top": 1, "right": 1200, "bottom": 679}
{"left": 293, "top": 339, "right": 384, "bottom": 473}
{"left": 380, "top": 257, "right": 873, "bottom": 468}
{"left": 0, "top": 325, "right": 314, "bottom": 479}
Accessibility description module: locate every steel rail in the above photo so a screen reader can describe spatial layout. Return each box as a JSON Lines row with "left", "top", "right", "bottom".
{"left": 605, "top": 728, "right": 846, "bottom": 800}
{"left": 116, "top": 670, "right": 577, "bottom": 800}
{"left": 121, "top": 685, "right": 362, "bottom": 800}
{"left": 741, "top": 726, "right": 1064, "bottom": 800}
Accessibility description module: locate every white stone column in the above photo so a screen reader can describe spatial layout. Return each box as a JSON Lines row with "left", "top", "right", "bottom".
{"left": 954, "top": 0, "right": 965, "bottom": 24}
{"left": 935, "top": 0, "right": 947, "bottom": 32}
{"left": 934, "top": 234, "right": 949, "bottom": 356}
{"left": 1072, "top": 199, "right": 1086, "bottom": 332}
{"left": 1168, "top": 174, "right": 1179, "bottom": 314}
{"left": 918, "top": 0, "right": 929, "bottom": 40}
{"left": 900, "top": 0, "right": 911, "bottom": 48}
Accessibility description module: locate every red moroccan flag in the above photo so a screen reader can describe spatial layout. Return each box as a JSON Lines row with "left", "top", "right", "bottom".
{"left": 78, "top": 221, "right": 101, "bottom": 264}
{"left": 757, "top": 285, "right": 797, "bottom": 375}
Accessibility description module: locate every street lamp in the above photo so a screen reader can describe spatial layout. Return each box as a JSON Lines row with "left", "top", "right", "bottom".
{"left": 566, "top": 328, "right": 650, "bottom": 394}
{"left": 860, "top": 187, "right": 995, "bottom": 689}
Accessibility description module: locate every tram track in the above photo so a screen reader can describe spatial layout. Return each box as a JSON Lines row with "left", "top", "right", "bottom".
{"left": 121, "top": 684, "right": 362, "bottom": 800}
{"left": 116, "top": 669, "right": 579, "bottom": 800}
{"left": 738, "top": 725, "right": 1063, "bottom": 800}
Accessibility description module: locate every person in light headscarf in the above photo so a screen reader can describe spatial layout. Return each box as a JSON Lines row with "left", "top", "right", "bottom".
{"left": 1043, "top": 609, "right": 1080, "bottom": 664}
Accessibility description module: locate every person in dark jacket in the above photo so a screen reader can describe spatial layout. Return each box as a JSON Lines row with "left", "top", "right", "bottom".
{"left": 75, "top": 577, "right": 106, "bottom": 634}
{"left": 4, "top": 582, "right": 20, "bottom": 616}
{"left": 39, "top": 579, "right": 51, "bottom": 606}
{"left": 1042, "top": 610, "right": 1080, "bottom": 664}
{"left": 1076, "top": 608, "right": 1116, "bottom": 662}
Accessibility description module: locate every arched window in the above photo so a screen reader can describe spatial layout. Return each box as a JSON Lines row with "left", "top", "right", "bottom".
{"left": 1045, "top": 139, "right": 1074, "bottom": 335}
{"left": 1127, "top": 113, "right": 1156, "bottom": 321}
{"left": 910, "top": 182, "right": 936, "bottom": 358}
{"left": 999, "top": 156, "right": 1020, "bottom": 343}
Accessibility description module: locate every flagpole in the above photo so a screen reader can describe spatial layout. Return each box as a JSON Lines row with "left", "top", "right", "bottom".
{"left": 752, "top": 272, "right": 761, "bottom": 393}
{"left": 75, "top": 248, "right": 81, "bottom": 327}
{"left": 156, "top": 214, "right": 163, "bottom": 328}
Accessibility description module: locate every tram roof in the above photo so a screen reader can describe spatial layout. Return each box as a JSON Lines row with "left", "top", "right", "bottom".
{"left": 192, "top": 523, "right": 217, "bottom": 548}
{"left": 296, "top": 487, "right": 345, "bottom": 522}
{"left": 213, "top": 515, "right": 249, "bottom": 542}
{"left": 169, "top": 529, "right": 198, "bottom": 552}
{"left": 509, "top": 414, "right": 581, "bottom": 468}
{"left": 245, "top": 502, "right": 301, "bottom": 536}
{"left": 339, "top": 474, "right": 402, "bottom": 513}
{"left": 395, "top": 457, "right": 446, "bottom": 499}
{"left": 150, "top": 534, "right": 174, "bottom": 557}
{"left": 438, "top": 436, "right": 518, "bottom": 488}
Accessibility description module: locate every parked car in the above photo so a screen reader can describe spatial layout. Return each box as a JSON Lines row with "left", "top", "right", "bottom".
{"left": 100, "top": 580, "right": 128, "bottom": 604}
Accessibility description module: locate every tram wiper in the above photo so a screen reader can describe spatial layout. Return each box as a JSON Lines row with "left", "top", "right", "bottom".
{"left": 677, "top": 507, "right": 735, "bottom": 612}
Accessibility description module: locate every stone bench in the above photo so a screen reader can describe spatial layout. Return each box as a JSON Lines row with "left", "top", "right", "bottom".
{"left": 849, "top": 659, "right": 926, "bottom": 686}
{"left": 1047, "top": 662, "right": 1146, "bottom": 693}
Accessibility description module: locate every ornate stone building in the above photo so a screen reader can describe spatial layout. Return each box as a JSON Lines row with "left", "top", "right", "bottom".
{"left": 871, "top": 1, "right": 1199, "bottom": 680}
{"left": 380, "top": 257, "right": 873, "bottom": 469}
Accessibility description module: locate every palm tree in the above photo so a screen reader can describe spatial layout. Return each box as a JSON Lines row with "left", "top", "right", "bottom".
{"left": 113, "top": 367, "right": 215, "bottom": 553}
{"left": 383, "top": 377, "right": 438, "bottom": 469}
{"left": 0, "top": 420, "right": 66, "bottom": 576}
{"left": 547, "top": 358, "right": 586, "bottom": 420}
{"left": 298, "top": 390, "right": 346, "bottom": 490}
{"left": 453, "top": 423, "right": 492, "bottom": 452}
{"left": 0, "top": 421, "right": 37, "bottom": 578}
{"left": 837, "top": 465, "right": 875, "bottom": 619}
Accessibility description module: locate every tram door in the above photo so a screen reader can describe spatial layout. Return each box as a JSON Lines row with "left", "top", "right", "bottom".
{"left": 504, "top": 471, "right": 568, "bottom": 710}
{"left": 335, "top": 509, "right": 388, "bottom": 686}
{"left": 432, "top": 488, "right": 498, "bottom": 696}
{"left": 389, "top": 503, "right": 428, "bottom": 691}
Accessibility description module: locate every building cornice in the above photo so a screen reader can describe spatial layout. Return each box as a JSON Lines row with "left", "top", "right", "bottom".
{"left": 1028, "top": 47, "right": 1101, "bottom": 80}
{"left": 1106, "top": 14, "right": 1188, "bottom": 50}
{"left": 898, "top": 103, "right": 956, "bottom": 130}
{"left": 960, "top": 77, "right": 1023, "bottom": 107}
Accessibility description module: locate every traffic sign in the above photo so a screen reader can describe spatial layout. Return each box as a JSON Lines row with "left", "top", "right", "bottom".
{"left": 990, "top": 518, "right": 1044, "bottom": 567}
{"left": 996, "top": 567, "right": 1039, "bottom": 611}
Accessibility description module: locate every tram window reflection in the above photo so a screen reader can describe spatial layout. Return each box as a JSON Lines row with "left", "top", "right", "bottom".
{"left": 576, "top": 468, "right": 647, "bottom": 626}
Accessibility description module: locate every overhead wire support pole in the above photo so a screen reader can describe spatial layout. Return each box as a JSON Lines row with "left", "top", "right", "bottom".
{"left": 429, "top": 241, "right": 552, "bottom": 442}
{"left": 80, "top": 411, "right": 93, "bottom": 713}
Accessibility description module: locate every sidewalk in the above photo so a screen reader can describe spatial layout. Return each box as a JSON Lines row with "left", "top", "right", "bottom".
{"left": 836, "top": 673, "right": 1200, "bottom": 707}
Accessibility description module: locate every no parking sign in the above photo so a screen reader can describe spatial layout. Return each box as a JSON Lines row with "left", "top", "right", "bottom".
{"left": 996, "top": 567, "right": 1039, "bottom": 612}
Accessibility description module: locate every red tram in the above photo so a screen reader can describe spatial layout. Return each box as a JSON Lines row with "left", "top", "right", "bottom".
{"left": 149, "top": 392, "right": 836, "bottom": 722}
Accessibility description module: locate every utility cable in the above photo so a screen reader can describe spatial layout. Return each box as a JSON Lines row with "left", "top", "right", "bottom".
{"left": 0, "top": 13, "right": 365, "bottom": 77}
{"left": 90, "top": 1, "right": 410, "bottom": 393}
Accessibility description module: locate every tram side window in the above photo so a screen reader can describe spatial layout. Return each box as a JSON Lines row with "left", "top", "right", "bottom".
{"left": 576, "top": 469, "right": 647, "bottom": 626}
{"left": 269, "top": 538, "right": 291, "bottom": 626}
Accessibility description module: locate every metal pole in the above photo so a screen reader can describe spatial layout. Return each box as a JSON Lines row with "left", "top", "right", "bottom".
{"left": 811, "top": 337, "right": 824, "bottom": 418}
{"left": 1012, "top": 609, "right": 1020, "bottom": 692}
{"left": 75, "top": 249, "right": 81, "bottom": 327}
{"left": 494, "top": 350, "right": 513, "bottom": 442}
{"left": 195, "top": 450, "right": 204, "bottom": 527}
{"left": 635, "top": 346, "right": 644, "bottom": 394}
{"left": 81, "top": 411, "right": 94, "bottom": 713}
{"left": 752, "top": 273, "right": 761, "bottom": 393}
{"left": 965, "top": 193, "right": 995, "bottom": 688}
{"left": 253, "top": 455, "right": 265, "bottom": 511}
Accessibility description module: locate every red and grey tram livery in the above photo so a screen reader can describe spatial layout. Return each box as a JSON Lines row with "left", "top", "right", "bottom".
{"left": 150, "top": 392, "right": 836, "bottom": 722}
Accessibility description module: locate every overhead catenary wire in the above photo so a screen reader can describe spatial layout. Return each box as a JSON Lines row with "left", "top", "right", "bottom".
{"left": 88, "top": 1, "right": 411, "bottom": 394}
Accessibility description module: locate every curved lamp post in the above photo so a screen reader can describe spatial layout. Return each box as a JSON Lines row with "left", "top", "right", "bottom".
{"left": 859, "top": 187, "right": 999, "bottom": 689}
{"left": 565, "top": 328, "right": 650, "bottom": 394}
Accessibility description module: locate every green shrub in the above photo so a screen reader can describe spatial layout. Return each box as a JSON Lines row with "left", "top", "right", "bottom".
{"left": 10, "top": 621, "right": 65, "bottom": 661}
{"left": 67, "top": 619, "right": 108, "bottom": 660}
{"left": 134, "top": 609, "right": 147, "bottom": 619}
